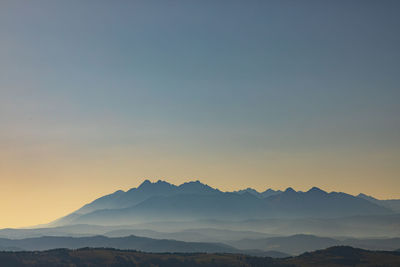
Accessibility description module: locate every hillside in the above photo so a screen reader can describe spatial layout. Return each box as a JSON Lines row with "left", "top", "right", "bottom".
{"left": 0, "top": 246, "right": 400, "bottom": 266}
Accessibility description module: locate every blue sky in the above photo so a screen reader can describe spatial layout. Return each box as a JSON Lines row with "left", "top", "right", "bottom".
{"left": 0, "top": 0, "right": 399, "bottom": 227}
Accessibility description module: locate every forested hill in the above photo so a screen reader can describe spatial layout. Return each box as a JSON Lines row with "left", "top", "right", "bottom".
{"left": 1, "top": 246, "right": 400, "bottom": 267}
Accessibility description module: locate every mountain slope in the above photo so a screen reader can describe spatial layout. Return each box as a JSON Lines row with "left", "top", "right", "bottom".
{"left": 229, "top": 234, "right": 340, "bottom": 255}
{"left": 235, "top": 188, "right": 282, "bottom": 198}
{"left": 54, "top": 180, "right": 222, "bottom": 225}
{"left": 358, "top": 193, "right": 400, "bottom": 213}
{"left": 264, "top": 187, "right": 391, "bottom": 217}
{"left": 71, "top": 192, "right": 266, "bottom": 225}
{"left": 286, "top": 246, "right": 400, "bottom": 267}
{"left": 0, "top": 235, "right": 236, "bottom": 253}
{"left": 75, "top": 180, "right": 220, "bottom": 215}
{"left": 229, "top": 234, "right": 400, "bottom": 255}
{"left": 66, "top": 187, "right": 391, "bottom": 225}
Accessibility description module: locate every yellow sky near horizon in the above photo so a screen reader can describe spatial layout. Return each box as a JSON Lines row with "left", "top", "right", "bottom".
{"left": 1, "top": 143, "right": 399, "bottom": 229}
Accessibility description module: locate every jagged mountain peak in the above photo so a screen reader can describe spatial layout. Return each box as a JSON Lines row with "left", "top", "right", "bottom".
{"left": 179, "top": 180, "right": 204, "bottom": 186}
{"left": 136, "top": 179, "right": 175, "bottom": 190}
{"left": 263, "top": 188, "right": 275, "bottom": 193}
{"left": 244, "top": 188, "right": 260, "bottom": 193}
{"left": 236, "top": 188, "right": 260, "bottom": 194}
{"left": 139, "top": 179, "right": 169, "bottom": 186}
{"left": 140, "top": 179, "right": 151, "bottom": 186}
{"left": 284, "top": 187, "right": 296, "bottom": 193}
{"left": 358, "top": 193, "right": 376, "bottom": 200}
{"left": 178, "top": 180, "right": 220, "bottom": 194}
{"left": 53, "top": 180, "right": 394, "bottom": 227}
{"left": 235, "top": 188, "right": 283, "bottom": 198}
{"left": 307, "top": 187, "right": 327, "bottom": 194}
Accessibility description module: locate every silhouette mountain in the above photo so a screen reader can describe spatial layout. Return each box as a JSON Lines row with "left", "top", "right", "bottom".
{"left": 74, "top": 180, "right": 221, "bottom": 215}
{"left": 235, "top": 188, "right": 282, "bottom": 198}
{"left": 264, "top": 186, "right": 391, "bottom": 217}
{"left": 53, "top": 180, "right": 392, "bottom": 226}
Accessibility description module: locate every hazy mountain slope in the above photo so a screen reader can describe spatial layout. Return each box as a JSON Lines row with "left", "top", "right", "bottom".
{"left": 0, "top": 235, "right": 236, "bottom": 253}
{"left": 50, "top": 180, "right": 394, "bottom": 227}
{"left": 358, "top": 193, "right": 400, "bottom": 212}
{"left": 53, "top": 180, "right": 222, "bottom": 225}
{"left": 235, "top": 188, "right": 282, "bottom": 198}
{"left": 264, "top": 187, "right": 391, "bottom": 217}
{"left": 61, "top": 185, "right": 392, "bottom": 226}
{"left": 70, "top": 192, "right": 267, "bottom": 225}
{"left": 101, "top": 214, "right": 399, "bottom": 238}
{"left": 76, "top": 180, "right": 221, "bottom": 215}
{"left": 0, "top": 235, "right": 289, "bottom": 257}
{"left": 104, "top": 228, "right": 273, "bottom": 242}
{"left": 0, "top": 224, "right": 115, "bottom": 239}
{"left": 342, "top": 237, "right": 400, "bottom": 251}
{"left": 7, "top": 213, "right": 397, "bottom": 241}
{"left": 229, "top": 234, "right": 340, "bottom": 255}
{"left": 261, "top": 189, "right": 283, "bottom": 198}
{"left": 0, "top": 225, "right": 273, "bottom": 242}
{"left": 228, "top": 234, "right": 400, "bottom": 255}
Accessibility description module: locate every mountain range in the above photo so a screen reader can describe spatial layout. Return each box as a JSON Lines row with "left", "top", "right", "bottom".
{"left": 2, "top": 214, "right": 399, "bottom": 241}
{"left": 1, "top": 179, "right": 399, "bottom": 258}
{"left": 52, "top": 180, "right": 395, "bottom": 226}
{"left": 1, "top": 234, "right": 399, "bottom": 256}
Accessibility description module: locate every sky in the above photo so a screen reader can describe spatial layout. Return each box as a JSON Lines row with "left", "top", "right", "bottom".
{"left": 1, "top": 0, "right": 399, "bottom": 228}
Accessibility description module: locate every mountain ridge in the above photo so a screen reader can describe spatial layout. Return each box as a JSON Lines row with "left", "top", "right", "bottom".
{"left": 51, "top": 179, "right": 395, "bottom": 227}
{"left": 0, "top": 235, "right": 289, "bottom": 257}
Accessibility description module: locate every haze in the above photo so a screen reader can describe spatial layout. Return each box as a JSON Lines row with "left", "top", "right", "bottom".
{"left": 1, "top": 0, "right": 399, "bottom": 228}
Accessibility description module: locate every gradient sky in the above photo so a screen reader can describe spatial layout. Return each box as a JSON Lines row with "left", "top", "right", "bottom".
{"left": 1, "top": 0, "right": 400, "bottom": 228}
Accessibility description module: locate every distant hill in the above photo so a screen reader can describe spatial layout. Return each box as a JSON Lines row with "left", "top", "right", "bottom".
{"left": 1, "top": 232, "right": 399, "bottom": 257}
{"left": 0, "top": 224, "right": 113, "bottom": 239}
{"left": 4, "top": 213, "right": 399, "bottom": 241}
{"left": 52, "top": 180, "right": 392, "bottom": 226}
{"left": 0, "top": 225, "right": 274, "bottom": 242}
{"left": 285, "top": 246, "right": 400, "bottom": 267}
{"left": 230, "top": 234, "right": 339, "bottom": 255}
{"left": 0, "top": 246, "right": 399, "bottom": 266}
{"left": 0, "top": 235, "right": 235, "bottom": 253}
{"left": 0, "top": 245, "right": 22, "bottom": 251}
{"left": 103, "top": 228, "right": 274, "bottom": 243}
{"left": 0, "top": 235, "right": 288, "bottom": 257}
{"left": 228, "top": 234, "right": 400, "bottom": 255}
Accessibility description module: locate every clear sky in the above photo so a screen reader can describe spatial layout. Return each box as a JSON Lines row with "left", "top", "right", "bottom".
{"left": 1, "top": 0, "right": 399, "bottom": 228}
